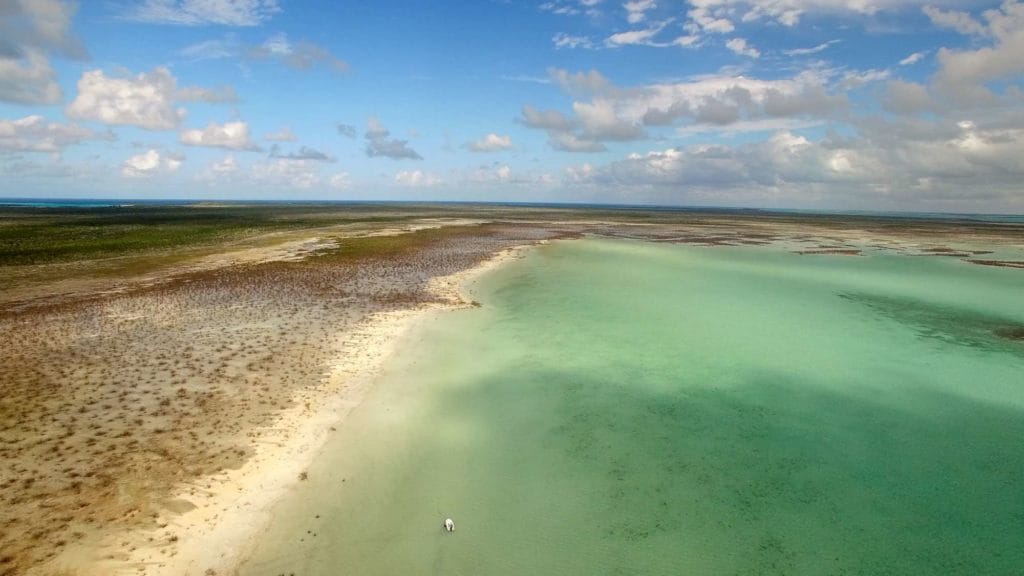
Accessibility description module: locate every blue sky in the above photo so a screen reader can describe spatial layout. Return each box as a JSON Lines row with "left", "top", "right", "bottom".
{"left": 1, "top": 0, "right": 1023, "bottom": 212}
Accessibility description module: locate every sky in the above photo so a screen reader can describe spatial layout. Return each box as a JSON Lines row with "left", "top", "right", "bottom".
{"left": 1, "top": 0, "right": 1023, "bottom": 212}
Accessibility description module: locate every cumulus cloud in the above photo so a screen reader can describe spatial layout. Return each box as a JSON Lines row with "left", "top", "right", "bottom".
{"left": 521, "top": 105, "right": 573, "bottom": 131}
{"left": 624, "top": 0, "right": 656, "bottom": 24}
{"left": 66, "top": 66, "right": 187, "bottom": 130}
{"left": 394, "top": 169, "right": 441, "bottom": 187}
{"left": 180, "top": 120, "right": 260, "bottom": 150}
{"left": 336, "top": 123, "right": 357, "bottom": 138}
{"left": 882, "top": 80, "right": 934, "bottom": 114}
{"left": 66, "top": 67, "right": 233, "bottom": 130}
{"left": 0, "top": 115, "right": 111, "bottom": 153}
{"left": 520, "top": 104, "right": 606, "bottom": 152}
{"left": 364, "top": 117, "right": 422, "bottom": 160}
{"left": 686, "top": 6, "right": 734, "bottom": 34}
{"left": 123, "top": 0, "right": 281, "bottom": 26}
{"left": 121, "top": 149, "right": 182, "bottom": 178}
{"left": 562, "top": 112, "right": 1024, "bottom": 210}
{"left": 932, "top": 0, "right": 1024, "bottom": 105}
{"left": 574, "top": 99, "right": 646, "bottom": 139}
{"left": 551, "top": 68, "right": 615, "bottom": 96}
{"left": 269, "top": 144, "right": 335, "bottom": 162}
{"left": 726, "top": 38, "right": 760, "bottom": 58}
{"left": 0, "top": 52, "right": 62, "bottom": 104}
{"left": 249, "top": 33, "right": 349, "bottom": 72}
{"left": 0, "top": 0, "right": 87, "bottom": 104}
{"left": 467, "top": 133, "right": 514, "bottom": 152}
{"left": 549, "top": 131, "right": 607, "bottom": 152}
{"left": 923, "top": 5, "right": 988, "bottom": 36}
{"left": 523, "top": 68, "right": 848, "bottom": 152}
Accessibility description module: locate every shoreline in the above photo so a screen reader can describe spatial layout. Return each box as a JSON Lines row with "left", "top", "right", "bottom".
{"left": 72, "top": 242, "right": 536, "bottom": 576}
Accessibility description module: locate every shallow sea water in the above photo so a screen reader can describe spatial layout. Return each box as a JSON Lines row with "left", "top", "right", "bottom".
{"left": 241, "top": 238, "right": 1024, "bottom": 575}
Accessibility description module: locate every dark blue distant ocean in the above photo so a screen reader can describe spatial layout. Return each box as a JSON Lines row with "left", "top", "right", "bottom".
{"left": 0, "top": 198, "right": 191, "bottom": 208}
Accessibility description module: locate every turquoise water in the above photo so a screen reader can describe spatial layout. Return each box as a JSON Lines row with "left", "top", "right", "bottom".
{"left": 242, "top": 239, "right": 1024, "bottom": 575}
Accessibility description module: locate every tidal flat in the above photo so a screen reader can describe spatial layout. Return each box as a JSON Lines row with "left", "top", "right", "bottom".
{"left": 0, "top": 203, "right": 1021, "bottom": 575}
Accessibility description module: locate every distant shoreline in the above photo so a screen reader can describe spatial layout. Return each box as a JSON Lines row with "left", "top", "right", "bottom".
{"left": 2, "top": 197, "right": 1022, "bottom": 223}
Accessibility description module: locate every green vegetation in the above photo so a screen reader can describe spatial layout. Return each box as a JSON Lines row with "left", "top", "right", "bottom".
{"left": 0, "top": 204, "right": 437, "bottom": 267}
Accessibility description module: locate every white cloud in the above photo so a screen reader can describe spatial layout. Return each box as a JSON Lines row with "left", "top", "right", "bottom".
{"left": 179, "top": 37, "right": 239, "bottom": 60}
{"left": 0, "top": 51, "right": 62, "bottom": 104}
{"left": 394, "top": 169, "right": 441, "bottom": 187}
{"left": 269, "top": 144, "right": 335, "bottom": 162}
{"left": 672, "top": 35, "right": 701, "bottom": 47}
{"left": 560, "top": 112, "right": 1024, "bottom": 210}
{"left": 688, "top": 0, "right": 964, "bottom": 30}
{"left": 180, "top": 120, "right": 260, "bottom": 150}
{"left": 882, "top": 80, "right": 934, "bottom": 114}
{"left": 0, "top": 0, "right": 87, "bottom": 104}
{"left": 686, "top": 6, "right": 734, "bottom": 34}
{"left": 121, "top": 149, "right": 182, "bottom": 178}
{"left": 520, "top": 104, "right": 607, "bottom": 152}
{"left": 566, "top": 162, "right": 595, "bottom": 181}
{"left": 174, "top": 85, "right": 238, "bottom": 103}
{"left": 605, "top": 20, "right": 671, "bottom": 47}
{"left": 523, "top": 68, "right": 849, "bottom": 151}
{"left": 469, "top": 163, "right": 513, "bottom": 183}
{"left": 264, "top": 127, "right": 297, "bottom": 141}
{"left": 549, "top": 131, "right": 606, "bottom": 152}
{"left": 932, "top": 1, "right": 1024, "bottom": 105}
{"left": 467, "top": 133, "right": 514, "bottom": 152}
{"left": 209, "top": 154, "right": 238, "bottom": 173}
{"left": 899, "top": 51, "right": 926, "bottom": 66}
{"left": 726, "top": 38, "right": 761, "bottom": 58}
{"left": 784, "top": 40, "right": 840, "bottom": 56}
{"left": 550, "top": 69, "right": 612, "bottom": 98}
{"left": 923, "top": 5, "right": 988, "bottom": 36}
{"left": 365, "top": 117, "right": 422, "bottom": 160}
{"left": 624, "top": 0, "right": 656, "bottom": 23}
{"left": 248, "top": 33, "right": 349, "bottom": 72}
{"left": 123, "top": 0, "right": 281, "bottom": 26}
{"left": 0, "top": 114, "right": 108, "bottom": 153}
{"left": 520, "top": 104, "right": 573, "bottom": 131}
{"left": 329, "top": 172, "right": 350, "bottom": 189}
{"left": 841, "top": 68, "right": 890, "bottom": 88}
{"left": 66, "top": 67, "right": 230, "bottom": 130}
{"left": 573, "top": 99, "right": 645, "bottom": 139}
{"left": 250, "top": 158, "right": 320, "bottom": 188}
{"left": 553, "top": 32, "right": 595, "bottom": 49}
{"left": 541, "top": 0, "right": 604, "bottom": 18}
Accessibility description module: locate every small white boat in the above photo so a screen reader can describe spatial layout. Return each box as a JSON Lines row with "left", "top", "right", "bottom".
{"left": 444, "top": 518, "right": 455, "bottom": 532}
